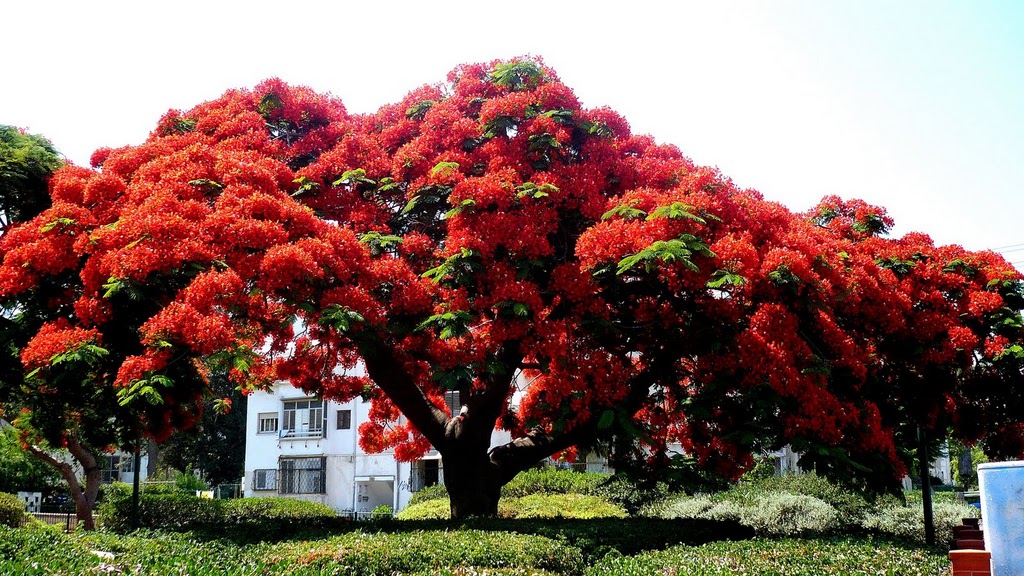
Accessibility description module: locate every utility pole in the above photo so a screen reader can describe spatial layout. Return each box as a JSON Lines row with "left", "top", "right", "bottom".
{"left": 919, "top": 427, "right": 935, "bottom": 546}
{"left": 131, "top": 438, "right": 141, "bottom": 531}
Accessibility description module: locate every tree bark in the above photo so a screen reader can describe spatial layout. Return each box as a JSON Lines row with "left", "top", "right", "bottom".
{"left": 25, "top": 437, "right": 102, "bottom": 531}
{"left": 442, "top": 451, "right": 504, "bottom": 519}
{"left": 958, "top": 445, "right": 973, "bottom": 491}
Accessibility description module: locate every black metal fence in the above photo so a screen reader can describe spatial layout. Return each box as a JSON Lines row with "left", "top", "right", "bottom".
{"left": 23, "top": 505, "right": 77, "bottom": 532}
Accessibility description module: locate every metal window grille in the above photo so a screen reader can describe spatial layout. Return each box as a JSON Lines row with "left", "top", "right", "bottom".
{"left": 409, "top": 459, "right": 440, "bottom": 492}
{"left": 253, "top": 469, "right": 278, "bottom": 491}
{"left": 279, "top": 457, "right": 326, "bottom": 494}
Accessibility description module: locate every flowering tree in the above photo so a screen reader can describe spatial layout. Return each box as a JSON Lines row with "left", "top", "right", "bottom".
{"left": 2, "top": 59, "right": 1023, "bottom": 521}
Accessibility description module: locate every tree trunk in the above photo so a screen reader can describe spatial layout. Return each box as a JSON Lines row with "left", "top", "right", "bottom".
{"left": 958, "top": 446, "right": 974, "bottom": 491}
{"left": 25, "top": 438, "right": 102, "bottom": 530}
{"left": 442, "top": 451, "right": 504, "bottom": 519}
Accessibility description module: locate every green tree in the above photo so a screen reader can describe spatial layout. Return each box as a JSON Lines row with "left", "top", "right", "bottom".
{"left": 0, "top": 125, "right": 62, "bottom": 235}
{"left": 0, "top": 425, "right": 60, "bottom": 493}
{"left": 158, "top": 375, "right": 247, "bottom": 486}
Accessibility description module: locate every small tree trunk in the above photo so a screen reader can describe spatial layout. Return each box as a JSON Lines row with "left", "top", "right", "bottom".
{"left": 25, "top": 438, "right": 102, "bottom": 530}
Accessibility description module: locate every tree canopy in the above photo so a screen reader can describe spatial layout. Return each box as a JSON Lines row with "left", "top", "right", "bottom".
{"left": 1, "top": 58, "right": 1022, "bottom": 519}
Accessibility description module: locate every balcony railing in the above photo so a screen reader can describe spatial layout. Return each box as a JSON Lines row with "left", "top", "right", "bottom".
{"left": 279, "top": 428, "right": 324, "bottom": 440}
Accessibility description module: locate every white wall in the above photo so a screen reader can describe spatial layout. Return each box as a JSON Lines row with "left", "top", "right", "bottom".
{"left": 244, "top": 382, "right": 521, "bottom": 513}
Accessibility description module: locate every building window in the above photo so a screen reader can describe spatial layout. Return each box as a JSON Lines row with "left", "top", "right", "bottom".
{"left": 279, "top": 457, "right": 326, "bottom": 494}
{"left": 410, "top": 459, "right": 441, "bottom": 492}
{"left": 101, "top": 455, "right": 121, "bottom": 483}
{"left": 336, "top": 409, "right": 352, "bottom": 430}
{"left": 253, "top": 469, "right": 277, "bottom": 491}
{"left": 282, "top": 399, "right": 324, "bottom": 438}
{"left": 258, "top": 412, "right": 279, "bottom": 434}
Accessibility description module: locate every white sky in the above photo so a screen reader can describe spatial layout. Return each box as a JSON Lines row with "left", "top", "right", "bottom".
{"left": 4, "top": 1, "right": 1023, "bottom": 264}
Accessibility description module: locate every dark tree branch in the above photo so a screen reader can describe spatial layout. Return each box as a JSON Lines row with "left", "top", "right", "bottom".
{"left": 360, "top": 344, "right": 449, "bottom": 449}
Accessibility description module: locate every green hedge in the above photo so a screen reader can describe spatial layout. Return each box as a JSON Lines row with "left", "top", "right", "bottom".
{"left": 398, "top": 494, "right": 626, "bottom": 521}
{"left": 98, "top": 491, "right": 340, "bottom": 536}
{"left": 222, "top": 497, "right": 339, "bottom": 538}
{"left": 0, "top": 526, "right": 583, "bottom": 575}
{"left": 502, "top": 468, "right": 609, "bottom": 498}
{"left": 406, "top": 468, "right": 661, "bottom": 517}
{"left": 399, "top": 517, "right": 754, "bottom": 561}
{"left": 98, "top": 491, "right": 223, "bottom": 532}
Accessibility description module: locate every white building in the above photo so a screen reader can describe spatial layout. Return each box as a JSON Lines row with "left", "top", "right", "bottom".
{"left": 243, "top": 382, "right": 511, "bottom": 516}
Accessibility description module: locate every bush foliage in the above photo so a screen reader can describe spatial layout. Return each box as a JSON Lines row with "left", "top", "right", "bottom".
{"left": 98, "top": 490, "right": 339, "bottom": 537}
{"left": 0, "top": 492, "right": 25, "bottom": 528}
{"left": 0, "top": 524, "right": 948, "bottom": 575}
{"left": 586, "top": 536, "right": 949, "bottom": 576}
{"left": 649, "top": 471, "right": 979, "bottom": 543}
{"left": 406, "top": 467, "right": 659, "bottom": 518}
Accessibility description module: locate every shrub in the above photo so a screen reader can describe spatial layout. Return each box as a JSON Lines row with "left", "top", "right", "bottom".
{"left": 397, "top": 498, "right": 451, "bottom": 520}
{"left": 654, "top": 494, "right": 717, "bottom": 519}
{"left": 586, "top": 536, "right": 949, "bottom": 576}
{"left": 501, "top": 467, "right": 609, "bottom": 498}
{"left": 409, "top": 483, "right": 449, "bottom": 505}
{"left": 702, "top": 500, "right": 744, "bottom": 524}
{"left": 654, "top": 491, "right": 837, "bottom": 536}
{"left": 0, "top": 492, "right": 25, "bottom": 528}
{"left": 222, "top": 497, "right": 338, "bottom": 537}
{"left": 729, "top": 472, "right": 868, "bottom": 525}
{"left": 97, "top": 491, "right": 223, "bottom": 532}
{"left": 371, "top": 505, "right": 393, "bottom": 520}
{"left": 175, "top": 468, "right": 209, "bottom": 492}
{"left": 594, "top": 476, "right": 669, "bottom": 515}
{"left": 500, "top": 494, "right": 627, "bottom": 519}
{"left": 862, "top": 501, "right": 979, "bottom": 544}
{"left": 741, "top": 492, "right": 837, "bottom": 536}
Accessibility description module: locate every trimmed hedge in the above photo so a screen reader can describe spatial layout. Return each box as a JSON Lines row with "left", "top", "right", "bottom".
{"left": 98, "top": 491, "right": 340, "bottom": 537}
{"left": 398, "top": 494, "right": 626, "bottom": 521}
{"left": 297, "top": 530, "right": 585, "bottom": 575}
{"left": 98, "top": 491, "right": 223, "bottom": 532}
{"left": 405, "top": 467, "right": 660, "bottom": 517}
{"left": 503, "top": 494, "right": 626, "bottom": 520}
{"left": 222, "top": 497, "right": 338, "bottom": 538}
{"left": 0, "top": 525, "right": 583, "bottom": 575}
{"left": 502, "top": 468, "right": 609, "bottom": 498}
{"left": 397, "top": 498, "right": 451, "bottom": 520}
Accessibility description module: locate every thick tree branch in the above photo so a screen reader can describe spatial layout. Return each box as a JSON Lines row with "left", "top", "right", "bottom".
{"left": 24, "top": 442, "right": 80, "bottom": 493}
{"left": 360, "top": 344, "right": 449, "bottom": 450}
{"left": 487, "top": 358, "right": 666, "bottom": 483}
{"left": 453, "top": 341, "right": 522, "bottom": 447}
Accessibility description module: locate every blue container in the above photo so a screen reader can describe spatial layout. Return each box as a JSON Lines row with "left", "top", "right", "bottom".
{"left": 979, "top": 460, "right": 1024, "bottom": 575}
